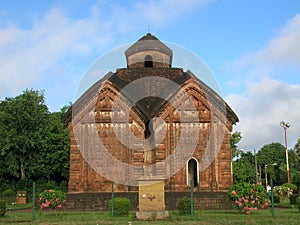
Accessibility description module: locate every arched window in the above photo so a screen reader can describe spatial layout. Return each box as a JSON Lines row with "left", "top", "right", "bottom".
{"left": 187, "top": 158, "right": 199, "bottom": 187}
{"left": 144, "top": 55, "right": 153, "bottom": 68}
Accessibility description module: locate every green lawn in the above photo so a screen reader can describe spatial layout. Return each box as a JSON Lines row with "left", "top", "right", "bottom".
{"left": 1, "top": 208, "right": 299, "bottom": 225}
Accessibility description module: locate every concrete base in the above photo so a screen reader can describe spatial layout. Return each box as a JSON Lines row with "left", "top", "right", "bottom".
{"left": 136, "top": 211, "right": 169, "bottom": 220}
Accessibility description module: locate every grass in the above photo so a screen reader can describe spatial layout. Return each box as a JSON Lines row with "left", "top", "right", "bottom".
{"left": 0, "top": 208, "right": 299, "bottom": 225}
{"left": 6, "top": 203, "right": 32, "bottom": 211}
{"left": 1, "top": 197, "right": 299, "bottom": 224}
{"left": 274, "top": 197, "right": 294, "bottom": 208}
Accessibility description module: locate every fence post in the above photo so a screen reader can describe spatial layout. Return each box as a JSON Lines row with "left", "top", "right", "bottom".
{"left": 111, "top": 181, "right": 114, "bottom": 218}
{"left": 190, "top": 180, "right": 194, "bottom": 220}
{"left": 270, "top": 178, "right": 275, "bottom": 218}
{"left": 32, "top": 182, "right": 35, "bottom": 221}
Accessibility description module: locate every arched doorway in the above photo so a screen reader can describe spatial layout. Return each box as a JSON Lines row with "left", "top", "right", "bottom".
{"left": 187, "top": 158, "right": 199, "bottom": 187}
{"left": 144, "top": 55, "right": 153, "bottom": 67}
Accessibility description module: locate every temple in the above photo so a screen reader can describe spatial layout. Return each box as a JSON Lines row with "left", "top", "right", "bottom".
{"left": 64, "top": 33, "right": 239, "bottom": 210}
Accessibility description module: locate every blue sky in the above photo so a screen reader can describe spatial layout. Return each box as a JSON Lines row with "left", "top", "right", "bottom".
{"left": 1, "top": 0, "right": 300, "bottom": 150}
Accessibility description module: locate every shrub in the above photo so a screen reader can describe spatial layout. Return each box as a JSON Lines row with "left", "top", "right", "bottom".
{"left": 274, "top": 184, "right": 296, "bottom": 202}
{"left": 177, "top": 197, "right": 191, "bottom": 215}
{"left": 0, "top": 200, "right": 6, "bottom": 217}
{"left": 36, "top": 181, "right": 59, "bottom": 194}
{"left": 109, "top": 198, "right": 130, "bottom": 216}
{"left": 39, "top": 189, "right": 66, "bottom": 215}
{"left": 296, "top": 196, "right": 300, "bottom": 213}
{"left": 1, "top": 189, "right": 15, "bottom": 196}
{"left": 289, "top": 194, "right": 299, "bottom": 205}
{"left": 282, "top": 183, "right": 297, "bottom": 192}
{"left": 227, "top": 182, "right": 269, "bottom": 214}
{"left": 271, "top": 195, "right": 280, "bottom": 204}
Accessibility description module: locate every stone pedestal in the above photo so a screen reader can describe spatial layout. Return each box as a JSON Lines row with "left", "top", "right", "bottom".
{"left": 16, "top": 191, "right": 26, "bottom": 205}
{"left": 136, "top": 176, "right": 169, "bottom": 220}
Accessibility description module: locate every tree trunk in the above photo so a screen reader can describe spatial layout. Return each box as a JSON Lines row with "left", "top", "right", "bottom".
{"left": 20, "top": 159, "right": 25, "bottom": 180}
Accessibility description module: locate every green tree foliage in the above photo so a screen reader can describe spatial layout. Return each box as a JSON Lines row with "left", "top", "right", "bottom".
{"left": 296, "top": 196, "right": 300, "bottom": 212}
{"left": 0, "top": 200, "right": 6, "bottom": 217}
{"left": 285, "top": 149, "right": 300, "bottom": 186}
{"left": 295, "top": 138, "right": 300, "bottom": 160}
{"left": 0, "top": 89, "right": 48, "bottom": 180}
{"left": 257, "top": 142, "right": 297, "bottom": 186}
{"left": 0, "top": 90, "right": 70, "bottom": 190}
{"left": 232, "top": 142, "right": 299, "bottom": 187}
{"left": 231, "top": 131, "right": 242, "bottom": 158}
{"left": 32, "top": 109, "right": 70, "bottom": 184}
{"left": 233, "top": 152, "right": 256, "bottom": 183}
{"left": 257, "top": 143, "right": 283, "bottom": 186}
{"left": 257, "top": 142, "right": 285, "bottom": 168}
{"left": 45, "top": 109, "right": 70, "bottom": 182}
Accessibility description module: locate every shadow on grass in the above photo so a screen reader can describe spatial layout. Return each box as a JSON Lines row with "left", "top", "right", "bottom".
{"left": 0, "top": 220, "right": 32, "bottom": 224}
{"left": 201, "top": 210, "right": 240, "bottom": 215}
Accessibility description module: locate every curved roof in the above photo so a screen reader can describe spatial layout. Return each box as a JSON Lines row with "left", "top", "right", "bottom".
{"left": 64, "top": 67, "right": 239, "bottom": 125}
{"left": 64, "top": 34, "right": 239, "bottom": 125}
{"left": 125, "top": 33, "right": 173, "bottom": 57}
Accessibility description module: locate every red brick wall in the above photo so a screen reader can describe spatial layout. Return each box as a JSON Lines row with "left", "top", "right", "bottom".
{"left": 67, "top": 81, "right": 233, "bottom": 194}
{"left": 65, "top": 191, "right": 232, "bottom": 210}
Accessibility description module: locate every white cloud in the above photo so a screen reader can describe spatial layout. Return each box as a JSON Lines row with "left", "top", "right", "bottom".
{"left": 232, "top": 13, "right": 300, "bottom": 73}
{"left": 134, "top": 0, "right": 212, "bottom": 26}
{"left": 0, "top": 1, "right": 211, "bottom": 111}
{"left": 224, "top": 13, "right": 300, "bottom": 150}
{"left": 96, "top": 0, "right": 212, "bottom": 34}
{"left": 226, "top": 78, "right": 300, "bottom": 150}
{"left": 0, "top": 7, "right": 112, "bottom": 100}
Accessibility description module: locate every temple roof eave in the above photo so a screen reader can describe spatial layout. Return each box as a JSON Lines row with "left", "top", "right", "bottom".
{"left": 64, "top": 68, "right": 239, "bottom": 126}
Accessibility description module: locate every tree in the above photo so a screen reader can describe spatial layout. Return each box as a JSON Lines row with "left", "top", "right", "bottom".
{"left": 33, "top": 107, "right": 70, "bottom": 184}
{"left": 287, "top": 149, "right": 300, "bottom": 187}
{"left": 231, "top": 131, "right": 242, "bottom": 158}
{"left": 0, "top": 89, "right": 48, "bottom": 180}
{"left": 257, "top": 143, "right": 286, "bottom": 185}
{"left": 295, "top": 138, "right": 300, "bottom": 163}
{"left": 233, "top": 152, "right": 256, "bottom": 183}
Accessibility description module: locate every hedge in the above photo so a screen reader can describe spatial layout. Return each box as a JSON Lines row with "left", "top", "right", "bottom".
{"left": 109, "top": 198, "right": 130, "bottom": 216}
{"left": 0, "top": 200, "right": 6, "bottom": 217}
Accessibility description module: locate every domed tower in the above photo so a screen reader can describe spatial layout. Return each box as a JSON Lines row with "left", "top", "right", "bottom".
{"left": 125, "top": 33, "right": 173, "bottom": 68}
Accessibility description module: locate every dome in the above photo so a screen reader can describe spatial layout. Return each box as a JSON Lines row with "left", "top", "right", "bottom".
{"left": 125, "top": 33, "right": 173, "bottom": 68}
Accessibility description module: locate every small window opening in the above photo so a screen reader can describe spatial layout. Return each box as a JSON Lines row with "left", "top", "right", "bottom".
{"left": 145, "top": 55, "right": 153, "bottom": 68}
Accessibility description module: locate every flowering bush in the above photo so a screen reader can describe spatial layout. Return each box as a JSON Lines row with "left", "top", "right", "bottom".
{"left": 39, "top": 189, "right": 66, "bottom": 214}
{"left": 274, "top": 183, "right": 297, "bottom": 202}
{"left": 227, "top": 182, "right": 269, "bottom": 215}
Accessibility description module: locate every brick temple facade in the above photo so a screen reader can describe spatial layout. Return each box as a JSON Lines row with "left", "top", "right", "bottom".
{"left": 64, "top": 33, "right": 239, "bottom": 209}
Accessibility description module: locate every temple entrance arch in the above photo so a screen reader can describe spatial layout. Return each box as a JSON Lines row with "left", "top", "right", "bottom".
{"left": 187, "top": 158, "right": 199, "bottom": 187}
{"left": 144, "top": 55, "right": 153, "bottom": 67}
